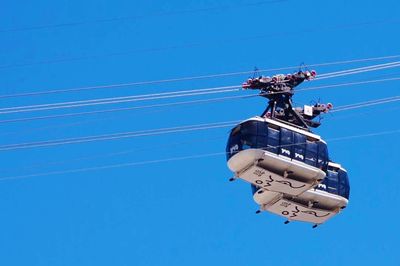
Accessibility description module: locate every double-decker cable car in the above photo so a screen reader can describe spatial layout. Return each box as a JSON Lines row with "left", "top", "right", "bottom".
{"left": 226, "top": 70, "right": 350, "bottom": 227}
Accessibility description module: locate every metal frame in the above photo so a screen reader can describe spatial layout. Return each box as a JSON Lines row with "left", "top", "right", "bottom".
{"left": 244, "top": 71, "right": 329, "bottom": 130}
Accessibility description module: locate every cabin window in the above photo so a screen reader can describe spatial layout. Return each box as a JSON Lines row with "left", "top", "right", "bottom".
{"left": 293, "top": 132, "right": 306, "bottom": 162}
{"left": 317, "top": 142, "right": 328, "bottom": 170}
{"left": 305, "top": 141, "right": 318, "bottom": 167}
{"left": 279, "top": 128, "right": 293, "bottom": 158}
{"left": 239, "top": 121, "right": 257, "bottom": 149}
{"left": 339, "top": 169, "right": 350, "bottom": 199}
{"left": 231, "top": 125, "right": 241, "bottom": 136}
{"left": 266, "top": 127, "right": 280, "bottom": 154}
{"left": 226, "top": 125, "right": 243, "bottom": 160}
{"left": 325, "top": 170, "right": 339, "bottom": 195}
{"left": 256, "top": 122, "right": 269, "bottom": 149}
{"left": 240, "top": 121, "right": 257, "bottom": 136}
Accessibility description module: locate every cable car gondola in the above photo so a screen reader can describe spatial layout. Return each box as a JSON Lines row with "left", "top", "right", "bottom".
{"left": 226, "top": 116, "right": 328, "bottom": 196}
{"left": 226, "top": 70, "right": 350, "bottom": 227}
{"left": 251, "top": 162, "right": 350, "bottom": 227}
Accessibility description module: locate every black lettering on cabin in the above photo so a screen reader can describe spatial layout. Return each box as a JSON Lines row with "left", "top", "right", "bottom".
{"left": 301, "top": 210, "right": 330, "bottom": 218}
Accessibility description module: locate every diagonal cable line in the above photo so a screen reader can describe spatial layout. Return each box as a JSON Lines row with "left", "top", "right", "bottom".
{"left": 333, "top": 95, "right": 400, "bottom": 109}
{"left": 10, "top": 101, "right": 398, "bottom": 173}
{"left": 316, "top": 62, "right": 400, "bottom": 80}
{"left": 296, "top": 77, "right": 400, "bottom": 93}
{"left": 14, "top": 101, "right": 397, "bottom": 173}
{"left": 0, "top": 93, "right": 257, "bottom": 124}
{"left": 0, "top": 120, "right": 240, "bottom": 151}
{"left": 0, "top": 87, "right": 240, "bottom": 114}
{"left": 0, "top": 96, "right": 399, "bottom": 151}
{"left": 0, "top": 152, "right": 228, "bottom": 181}
{"left": 1, "top": 128, "right": 399, "bottom": 181}
{"left": 1, "top": 55, "right": 400, "bottom": 99}
{"left": 0, "top": 85, "right": 241, "bottom": 111}
{"left": 1, "top": 19, "right": 400, "bottom": 70}
{"left": 2, "top": 61, "right": 399, "bottom": 115}
{"left": 332, "top": 97, "right": 400, "bottom": 112}
{"left": 1, "top": 75, "right": 400, "bottom": 124}
{"left": 317, "top": 61, "right": 400, "bottom": 78}
{"left": 13, "top": 135, "right": 227, "bottom": 172}
{"left": 0, "top": 0, "right": 288, "bottom": 33}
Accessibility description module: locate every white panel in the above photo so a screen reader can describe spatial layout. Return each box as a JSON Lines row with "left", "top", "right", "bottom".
{"left": 267, "top": 199, "right": 337, "bottom": 224}
{"left": 228, "top": 149, "right": 326, "bottom": 182}
{"left": 304, "top": 105, "right": 313, "bottom": 116}
{"left": 239, "top": 165, "right": 313, "bottom": 196}
{"left": 253, "top": 188, "right": 281, "bottom": 205}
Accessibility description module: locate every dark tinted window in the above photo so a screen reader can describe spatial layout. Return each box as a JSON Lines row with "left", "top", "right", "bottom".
{"left": 279, "top": 128, "right": 293, "bottom": 158}
{"left": 325, "top": 170, "right": 339, "bottom": 195}
{"left": 256, "top": 121, "right": 268, "bottom": 149}
{"left": 293, "top": 132, "right": 306, "bottom": 162}
{"left": 230, "top": 125, "right": 241, "bottom": 136}
{"left": 319, "top": 166, "right": 350, "bottom": 199}
{"left": 317, "top": 142, "right": 328, "bottom": 169}
{"left": 240, "top": 121, "right": 258, "bottom": 149}
{"left": 226, "top": 127, "right": 242, "bottom": 160}
{"left": 266, "top": 127, "right": 280, "bottom": 154}
{"left": 305, "top": 141, "right": 318, "bottom": 167}
{"left": 339, "top": 169, "right": 350, "bottom": 199}
{"left": 242, "top": 135, "right": 256, "bottom": 149}
{"left": 240, "top": 121, "right": 257, "bottom": 135}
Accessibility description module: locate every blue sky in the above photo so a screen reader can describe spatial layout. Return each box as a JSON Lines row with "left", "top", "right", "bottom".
{"left": 0, "top": 0, "right": 399, "bottom": 265}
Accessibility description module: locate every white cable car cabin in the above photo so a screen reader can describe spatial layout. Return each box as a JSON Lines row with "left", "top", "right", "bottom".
{"left": 226, "top": 116, "right": 328, "bottom": 197}
{"left": 252, "top": 162, "right": 350, "bottom": 226}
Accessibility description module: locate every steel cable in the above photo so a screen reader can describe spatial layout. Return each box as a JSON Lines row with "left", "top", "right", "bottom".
{"left": 0, "top": 96, "right": 399, "bottom": 151}
{"left": 1, "top": 128, "right": 399, "bottom": 181}
{"left": 1, "top": 55, "right": 399, "bottom": 99}
{"left": 2, "top": 61, "right": 400, "bottom": 115}
{"left": 1, "top": 76, "right": 399, "bottom": 124}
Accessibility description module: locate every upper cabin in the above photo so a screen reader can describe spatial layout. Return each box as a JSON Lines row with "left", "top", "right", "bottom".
{"left": 226, "top": 117, "right": 329, "bottom": 171}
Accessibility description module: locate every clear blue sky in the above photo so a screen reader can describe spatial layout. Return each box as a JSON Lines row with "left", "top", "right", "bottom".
{"left": 1, "top": 0, "right": 399, "bottom": 265}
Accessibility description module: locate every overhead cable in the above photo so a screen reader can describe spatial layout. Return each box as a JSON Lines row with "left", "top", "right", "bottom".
{"left": 332, "top": 96, "right": 400, "bottom": 112}
{"left": 0, "top": 120, "right": 240, "bottom": 151}
{"left": 1, "top": 19, "right": 399, "bottom": 70}
{"left": 317, "top": 61, "right": 400, "bottom": 78}
{"left": 1, "top": 96, "right": 399, "bottom": 151}
{"left": 1, "top": 76, "right": 400, "bottom": 124}
{"left": 0, "top": 0, "right": 288, "bottom": 33}
{"left": 0, "top": 93, "right": 255, "bottom": 124}
{"left": 2, "top": 62, "right": 399, "bottom": 115}
{"left": 1, "top": 128, "right": 399, "bottom": 181}
{"left": 0, "top": 87, "right": 240, "bottom": 114}
{"left": 296, "top": 77, "right": 400, "bottom": 93}
{"left": 316, "top": 62, "right": 400, "bottom": 80}
{"left": 1, "top": 55, "right": 400, "bottom": 99}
